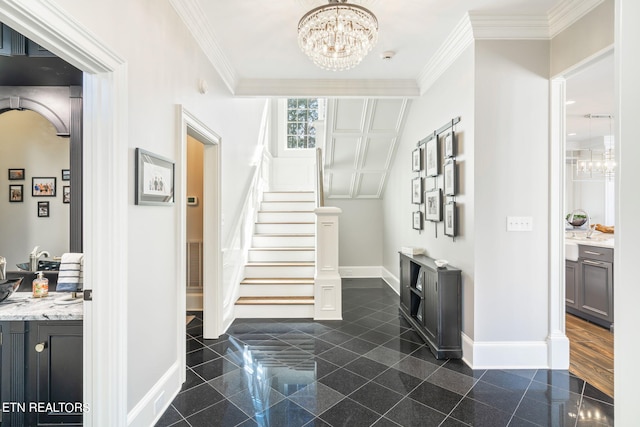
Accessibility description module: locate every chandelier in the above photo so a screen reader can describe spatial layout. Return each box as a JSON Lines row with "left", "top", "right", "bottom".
{"left": 298, "top": 0, "right": 378, "bottom": 71}
{"left": 574, "top": 114, "right": 616, "bottom": 181}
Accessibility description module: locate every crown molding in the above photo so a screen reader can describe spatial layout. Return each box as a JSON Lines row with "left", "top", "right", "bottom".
{"left": 548, "top": 0, "right": 605, "bottom": 37}
{"left": 468, "top": 12, "right": 550, "bottom": 40}
{"left": 169, "top": 0, "right": 238, "bottom": 94}
{"left": 234, "top": 79, "right": 419, "bottom": 98}
{"left": 417, "top": 14, "right": 474, "bottom": 96}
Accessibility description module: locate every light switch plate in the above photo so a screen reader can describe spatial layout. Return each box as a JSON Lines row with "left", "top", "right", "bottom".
{"left": 507, "top": 216, "right": 533, "bottom": 231}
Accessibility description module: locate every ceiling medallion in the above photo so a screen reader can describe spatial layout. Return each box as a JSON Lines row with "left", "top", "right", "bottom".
{"left": 297, "top": 0, "right": 379, "bottom": 71}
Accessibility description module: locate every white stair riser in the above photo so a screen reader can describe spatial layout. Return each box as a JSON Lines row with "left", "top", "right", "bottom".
{"left": 244, "top": 265, "right": 315, "bottom": 278}
{"left": 240, "top": 284, "right": 314, "bottom": 297}
{"left": 255, "top": 223, "right": 315, "bottom": 234}
{"left": 248, "top": 250, "right": 315, "bottom": 262}
{"left": 263, "top": 192, "right": 315, "bottom": 202}
{"left": 252, "top": 235, "right": 314, "bottom": 248}
{"left": 261, "top": 201, "right": 315, "bottom": 212}
{"left": 235, "top": 304, "right": 314, "bottom": 319}
{"left": 257, "top": 211, "right": 315, "bottom": 223}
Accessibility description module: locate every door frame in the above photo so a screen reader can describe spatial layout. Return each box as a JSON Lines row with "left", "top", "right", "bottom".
{"left": 0, "top": 1, "right": 129, "bottom": 425}
{"left": 176, "top": 107, "right": 222, "bottom": 384}
{"left": 548, "top": 46, "right": 614, "bottom": 368}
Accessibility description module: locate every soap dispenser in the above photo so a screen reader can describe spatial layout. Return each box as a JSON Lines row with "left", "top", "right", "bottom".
{"left": 32, "top": 271, "right": 49, "bottom": 298}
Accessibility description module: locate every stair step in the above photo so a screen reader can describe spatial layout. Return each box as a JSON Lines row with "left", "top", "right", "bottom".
{"left": 248, "top": 248, "right": 315, "bottom": 262}
{"left": 240, "top": 278, "right": 314, "bottom": 285}
{"left": 252, "top": 234, "right": 315, "bottom": 248}
{"left": 261, "top": 201, "right": 316, "bottom": 212}
{"left": 239, "top": 278, "right": 314, "bottom": 297}
{"left": 236, "top": 296, "right": 314, "bottom": 305}
{"left": 255, "top": 222, "right": 315, "bottom": 234}
{"left": 263, "top": 192, "right": 315, "bottom": 202}
{"left": 244, "top": 262, "right": 315, "bottom": 278}
{"left": 258, "top": 211, "right": 315, "bottom": 223}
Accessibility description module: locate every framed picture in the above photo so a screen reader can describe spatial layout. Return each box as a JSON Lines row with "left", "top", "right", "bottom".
{"left": 411, "top": 177, "right": 423, "bottom": 204}
{"left": 412, "top": 148, "right": 422, "bottom": 172}
{"left": 412, "top": 211, "right": 423, "bottom": 230}
{"left": 425, "top": 138, "right": 439, "bottom": 177}
{"left": 444, "top": 159, "right": 456, "bottom": 196}
{"left": 9, "top": 184, "right": 23, "bottom": 202}
{"left": 443, "top": 132, "right": 456, "bottom": 158}
{"left": 61, "top": 169, "right": 71, "bottom": 181}
{"left": 425, "top": 189, "right": 442, "bottom": 222}
{"left": 63, "top": 186, "right": 71, "bottom": 204}
{"left": 38, "top": 201, "right": 50, "bottom": 218}
{"left": 32, "top": 177, "right": 56, "bottom": 196}
{"left": 135, "top": 148, "right": 175, "bottom": 205}
{"left": 8, "top": 168, "right": 25, "bottom": 180}
{"left": 445, "top": 202, "right": 457, "bottom": 236}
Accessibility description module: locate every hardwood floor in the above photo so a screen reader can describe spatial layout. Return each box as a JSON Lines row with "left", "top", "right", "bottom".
{"left": 566, "top": 313, "right": 614, "bottom": 398}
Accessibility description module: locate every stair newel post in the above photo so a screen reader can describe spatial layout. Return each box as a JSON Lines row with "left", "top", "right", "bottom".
{"left": 314, "top": 207, "right": 342, "bottom": 320}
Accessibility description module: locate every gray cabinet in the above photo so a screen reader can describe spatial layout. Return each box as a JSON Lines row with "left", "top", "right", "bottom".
{"left": 0, "top": 320, "right": 83, "bottom": 426}
{"left": 565, "top": 260, "right": 579, "bottom": 309}
{"left": 566, "top": 245, "right": 614, "bottom": 329}
{"left": 399, "top": 253, "right": 462, "bottom": 359}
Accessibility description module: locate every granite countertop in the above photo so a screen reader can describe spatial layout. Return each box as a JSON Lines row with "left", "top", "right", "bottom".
{"left": 0, "top": 292, "right": 83, "bottom": 321}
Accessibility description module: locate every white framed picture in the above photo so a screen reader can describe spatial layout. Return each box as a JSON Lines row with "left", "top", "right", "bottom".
{"left": 445, "top": 201, "right": 457, "bottom": 236}
{"left": 444, "top": 159, "right": 456, "bottom": 196}
{"left": 425, "top": 138, "right": 439, "bottom": 177}
{"left": 412, "top": 148, "right": 422, "bottom": 172}
{"left": 425, "top": 189, "right": 442, "bottom": 222}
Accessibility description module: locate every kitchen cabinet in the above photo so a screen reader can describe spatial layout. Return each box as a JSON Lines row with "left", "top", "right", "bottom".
{"left": 0, "top": 320, "right": 83, "bottom": 426}
{"left": 565, "top": 260, "right": 579, "bottom": 309}
{"left": 399, "top": 253, "right": 462, "bottom": 359}
{"left": 566, "top": 245, "right": 614, "bottom": 329}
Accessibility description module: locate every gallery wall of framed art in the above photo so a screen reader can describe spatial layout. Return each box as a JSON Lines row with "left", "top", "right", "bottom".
{"left": 410, "top": 117, "right": 460, "bottom": 240}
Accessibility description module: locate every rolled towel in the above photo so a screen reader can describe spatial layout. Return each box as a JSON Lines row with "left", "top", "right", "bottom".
{"left": 57, "top": 253, "right": 83, "bottom": 292}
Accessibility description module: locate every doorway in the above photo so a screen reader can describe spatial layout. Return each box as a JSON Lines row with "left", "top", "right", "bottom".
{"left": 552, "top": 49, "right": 615, "bottom": 398}
{"left": 177, "top": 106, "right": 222, "bottom": 383}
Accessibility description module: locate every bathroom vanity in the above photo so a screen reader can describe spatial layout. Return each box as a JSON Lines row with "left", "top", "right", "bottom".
{"left": 565, "top": 233, "right": 614, "bottom": 329}
{"left": 0, "top": 292, "right": 83, "bottom": 426}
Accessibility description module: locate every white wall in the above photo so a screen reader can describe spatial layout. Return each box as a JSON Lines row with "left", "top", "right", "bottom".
{"left": 53, "top": 0, "right": 267, "bottom": 417}
{"left": 382, "top": 45, "right": 475, "bottom": 335}
{"left": 0, "top": 110, "right": 69, "bottom": 268}
{"left": 474, "top": 40, "right": 550, "bottom": 343}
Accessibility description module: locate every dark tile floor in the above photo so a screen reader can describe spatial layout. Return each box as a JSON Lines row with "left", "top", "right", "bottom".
{"left": 156, "top": 279, "right": 614, "bottom": 427}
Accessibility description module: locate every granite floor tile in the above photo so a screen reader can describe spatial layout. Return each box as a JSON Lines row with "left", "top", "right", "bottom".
{"left": 408, "top": 381, "right": 464, "bottom": 414}
{"left": 255, "top": 399, "right": 315, "bottom": 427}
{"left": 318, "top": 398, "right": 382, "bottom": 427}
{"left": 288, "top": 382, "right": 345, "bottom": 416}
{"left": 384, "top": 397, "right": 447, "bottom": 427}
{"left": 344, "top": 356, "right": 390, "bottom": 379}
{"left": 391, "top": 355, "right": 439, "bottom": 380}
{"left": 449, "top": 397, "right": 513, "bottom": 427}
{"left": 171, "top": 383, "right": 225, "bottom": 418}
{"left": 348, "top": 381, "right": 404, "bottom": 415}
{"left": 185, "top": 399, "right": 249, "bottom": 427}
{"left": 426, "top": 365, "right": 479, "bottom": 396}
{"left": 318, "top": 367, "right": 369, "bottom": 396}
{"left": 373, "top": 367, "right": 423, "bottom": 395}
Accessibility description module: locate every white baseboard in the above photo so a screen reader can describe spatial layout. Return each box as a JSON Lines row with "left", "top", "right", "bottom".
{"left": 339, "top": 266, "right": 383, "bottom": 278}
{"left": 381, "top": 267, "right": 399, "bottom": 295}
{"left": 128, "top": 361, "right": 181, "bottom": 427}
{"left": 461, "top": 332, "right": 551, "bottom": 369}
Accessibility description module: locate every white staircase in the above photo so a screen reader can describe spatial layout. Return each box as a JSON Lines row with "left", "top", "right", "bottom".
{"left": 235, "top": 191, "right": 316, "bottom": 318}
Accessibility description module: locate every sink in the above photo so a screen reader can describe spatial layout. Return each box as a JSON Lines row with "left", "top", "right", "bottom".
{"left": 565, "top": 242, "right": 579, "bottom": 261}
{"left": 16, "top": 260, "right": 60, "bottom": 271}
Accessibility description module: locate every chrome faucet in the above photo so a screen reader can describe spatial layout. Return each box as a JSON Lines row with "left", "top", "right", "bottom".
{"left": 0, "top": 256, "right": 6, "bottom": 280}
{"left": 585, "top": 215, "right": 595, "bottom": 238}
{"left": 29, "top": 246, "right": 50, "bottom": 271}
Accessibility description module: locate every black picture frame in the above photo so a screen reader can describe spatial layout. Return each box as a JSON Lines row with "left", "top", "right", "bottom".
{"left": 62, "top": 169, "right": 71, "bottom": 181}
{"left": 38, "top": 201, "right": 49, "bottom": 217}
{"left": 32, "top": 177, "right": 56, "bottom": 197}
{"left": 443, "top": 131, "right": 456, "bottom": 158}
{"left": 411, "top": 177, "right": 423, "bottom": 204}
{"left": 425, "top": 138, "right": 439, "bottom": 177}
{"left": 412, "top": 211, "right": 423, "bottom": 230}
{"left": 444, "top": 159, "right": 456, "bottom": 196}
{"left": 425, "top": 188, "right": 442, "bottom": 222}
{"left": 412, "top": 148, "right": 422, "bottom": 172}
{"left": 8, "top": 168, "right": 25, "bottom": 180}
{"left": 9, "top": 184, "right": 23, "bottom": 202}
{"left": 135, "top": 148, "right": 175, "bottom": 206}
{"left": 63, "top": 186, "right": 70, "bottom": 204}
{"left": 445, "top": 201, "right": 457, "bottom": 236}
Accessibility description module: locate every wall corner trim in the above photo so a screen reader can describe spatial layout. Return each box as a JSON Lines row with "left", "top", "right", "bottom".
{"left": 548, "top": 0, "right": 606, "bottom": 38}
